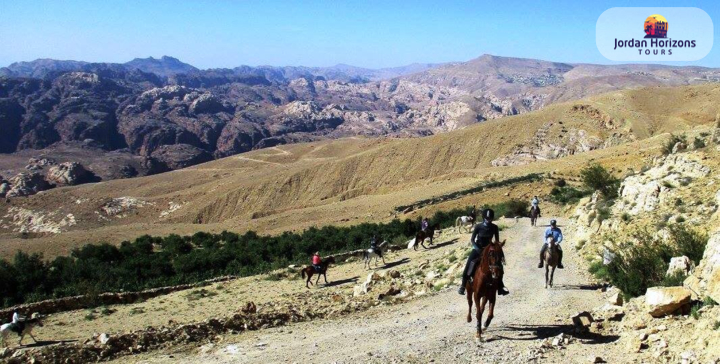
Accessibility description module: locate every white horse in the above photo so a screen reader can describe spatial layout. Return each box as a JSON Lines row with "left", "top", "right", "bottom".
{"left": 363, "top": 241, "right": 388, "bottom": 269}
{"left": 455, "top": 216, "right": 475, "bottom": 233}
{"left": 0, "top": 314, "right": 43, "bottom": 347}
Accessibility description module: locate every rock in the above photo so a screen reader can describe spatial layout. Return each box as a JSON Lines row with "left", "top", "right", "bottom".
{"left": 667, "top": 256, "right": 695, "bottom": 277}
{"left": 593, "top": 303, "right": 625, "bottom": 321}
{"left": 588, "top": 356, "right": 604, "bottom": 363}
{"left": 607, "top": 291, "right": 624, "bottom": 306}
{"left": 46, "top": 162, "right": 94, "bottom": 186}
{"left": 686, "top": 229, "right": 720, "bottom": 303}
{"left": 572, "top": 311, "right": 594, "bottom": 328}
{"left": 377, "top": 286, "right": 401, "bottom": 300}
{"left": 6, "top": 172, "right": 51, "bottom": 197}
{"left": 626, "top": 336, "right": 645, "bottom": 353}
{"left": 645, "top": 286, "right": 692, "bottom": 317}
{"left": 150, "top": 144, "right": 213, "bottom": 170}
{"left": 418, "top": 260, "right": 430, "bottom": 270}
{"left": 388, "top": 270, "right": 401, "bottom": 279}
{"left": 0, "top": 182, "right": 9, "bottom": 198}
{"left": 672, "top": 142, "right": 687, "bottom": 154}
{"left": 353, "top": 283, "right": 370, "bottom": 297}
{"left": 98, "top": 333, "right": 111, "bottom": 345}
{"left": 366, "top": 272, "right": 381, "bottom": 284}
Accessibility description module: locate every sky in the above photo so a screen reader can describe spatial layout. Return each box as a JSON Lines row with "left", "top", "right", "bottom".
{"left": 1, "top": 0, "right": 719, "bottom": 69}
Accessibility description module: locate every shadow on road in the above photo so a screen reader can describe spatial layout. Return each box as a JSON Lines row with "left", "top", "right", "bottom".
{"left": 427, "top": 238, "right": 459, "bottom": 250}
{"left": 553, "top": 283, "right": 604, "bottom": 291}
{"left": 493, "top": 324, "right": 620, "bottom": 344}
{"left": 324, "top": 276, "right": 359, "bottom": 287}
{"left": 381, "top": 257, "right": 411, "bottom": 269}
{"left": 18, "top": 339, "right": 77, "bottom": 349}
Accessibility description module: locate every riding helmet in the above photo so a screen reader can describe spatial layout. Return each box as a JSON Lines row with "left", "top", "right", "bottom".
{"left": 550, "top": 219, "right": 557, "bottom": 226}
{"left": 483, "top": 208, "right": 495, "bottom": 221}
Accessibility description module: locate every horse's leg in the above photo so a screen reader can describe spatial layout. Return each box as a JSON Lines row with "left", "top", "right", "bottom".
{"left": 315, "top": 273, "right": 321, "bottom": 286}
{"left": 29, "top": 332, "right": 37, "bottom": 343}
{"left": 18, "top": 334, "right": 23, "bottom": 346}
{"left": 483, "top": 294, "right": 495, "bottom": 330}
{"left": 545, "top": 265, "right": 549, "bottom": 289}
{"left": 477, "top": 294, "right": 487, "bottom": 339}
{"left": 466, "top": 287, "right": 473, "bottom": 323}
{"left": 381, "top": 255, "right": 386, "bottom": 265}
{"left": 550, "top": 266, "right": 555, "bottom": 287}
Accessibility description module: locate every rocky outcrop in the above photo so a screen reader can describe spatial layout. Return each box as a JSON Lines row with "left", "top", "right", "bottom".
{"left": 46, "top": 162, "right": 94, "bottom": 186}
{"left": 686, "top": 229, "right": 720, "bottom": 303}
{"left": 644, "top": 286, "right": 692, "bottom": 317}
{"left": 6, "top": 172, "right": 51, "bottom": 197}
{"left": 150, "top": 144, "right": 213, "bottom": 170}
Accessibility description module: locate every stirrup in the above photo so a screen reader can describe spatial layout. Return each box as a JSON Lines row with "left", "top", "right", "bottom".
{"left": 499, "top": 287, "right": 510, "bottom": 296}
{"left": 558, "top": 264, "right": 564, "bottom": 269}
{"left": 538, "top": 263, "right": 543, "bottom": 268}
{"left": 458, "top": 286, "right": 466, "bottom": 295}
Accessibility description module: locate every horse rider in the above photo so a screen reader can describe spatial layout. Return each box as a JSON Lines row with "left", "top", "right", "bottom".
{"left": 458, "top": 208, "right": 510, "bottom": 296}
{"left": 469, "top": 205, "right": 477, "bottom": 221}
{"left": 539, "top": 219, "right": 564, "bottom": 269}
{"left": 312, "top": 251, "right": 322, "bottom": 272}
{"left": 10, "top": 310, "right": 26, "bottom": 334}
{"left": 370, "top": 235, "right": 381, "bottom": 257}
{"left": 531, "top": 196, "right": 541, "bottom": 215}
{"left": 421, "top": 217, "right": 429, "bottom": 232}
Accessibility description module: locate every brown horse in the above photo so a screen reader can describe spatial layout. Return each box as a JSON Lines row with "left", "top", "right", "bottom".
{"left": 301, "top": 256, "right": 336, "bottom": 288}
{"left": 543, "top": 239, "right": 559, "bottom": 288}
{"left": 465, "top": 240, "right": 506, "bottom": 340}
{"left": 414, "top": 223, "right": 440, "bottom": 250}
{"left": 530, "top": 205, "right": 540, "bottom": 227}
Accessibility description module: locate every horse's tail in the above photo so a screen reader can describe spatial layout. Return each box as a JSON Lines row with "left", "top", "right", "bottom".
{"left": 301, "top": 269, "right": 306, "bottom": 279}
{"left": 455, "top": 217, "right": 461, "bottom": 227}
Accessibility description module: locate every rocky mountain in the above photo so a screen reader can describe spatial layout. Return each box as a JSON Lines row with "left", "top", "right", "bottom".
{"left": 124, "top": 56, "right": 199, "bottom": 77}
{"left": 1, "top": 54, "right": 719, "bottom": 192}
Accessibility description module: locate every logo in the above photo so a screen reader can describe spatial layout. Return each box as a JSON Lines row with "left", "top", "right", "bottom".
{"left": 644, "top": 14, "right": 668, "bottom": 38}
{"left": 597, "top": 7, "right": 712, "bottom": 61}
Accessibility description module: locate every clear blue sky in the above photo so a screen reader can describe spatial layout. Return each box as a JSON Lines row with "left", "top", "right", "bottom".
{"left": 1, "top": 0, "right": 719, "bottom": 69}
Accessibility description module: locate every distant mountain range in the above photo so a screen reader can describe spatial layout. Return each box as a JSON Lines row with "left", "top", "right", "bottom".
{"left": 1, "top": 54, "right": 719, "bottom": 187}
{"left": 0, "top": 56, "right": 442, "bottom": 82}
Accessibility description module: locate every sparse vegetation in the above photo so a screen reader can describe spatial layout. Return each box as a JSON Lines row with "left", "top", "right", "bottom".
{"left": 661, "top": 134, "right": 687, "bottom": 155}
{"left": 580, "top": 164, "right": 620, "bottom": 199}
{"left": 589, "top": 224, "right": 708, "bottom": 298}
{"left": 548, "top": 186, "right": 592, "bottom": 205}
{"left": 693, "top": 136, "right": 706, "bottom": 149}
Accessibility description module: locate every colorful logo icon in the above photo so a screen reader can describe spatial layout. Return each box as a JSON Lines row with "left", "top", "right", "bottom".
{"left": 644, "top": 14, "right": 668, "bottom": 38}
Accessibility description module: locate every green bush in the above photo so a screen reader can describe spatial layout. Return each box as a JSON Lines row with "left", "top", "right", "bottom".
{"left": 580, "top": 164, "right": 620, "bottom": 199}
{"left": 590, "top": 226, "right": 708, "bottom": 298}
{"left": 661, "top": 134, "right": 687, "bottom": 155}
{"left": 548, "top": 186, "right": 592, "bottom": 205}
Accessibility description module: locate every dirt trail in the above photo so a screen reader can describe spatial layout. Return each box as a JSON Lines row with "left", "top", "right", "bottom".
{"left": 117, "top": 218, "right": 620, "bottom": 363}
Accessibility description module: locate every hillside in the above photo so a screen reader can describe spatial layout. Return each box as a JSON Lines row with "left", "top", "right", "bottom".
{"left": 1, "top": 54, "right": 719, "bottom": 192}
{"left": 1, "top": 83, "right": 719, "bottom": 258}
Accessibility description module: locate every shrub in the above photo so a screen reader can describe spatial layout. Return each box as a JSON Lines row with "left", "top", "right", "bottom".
{"left": 668, "top": 224, "right": 707, "bottom": 264}
{"left": 704, "top": 296, "right": 718, "bottom": 306}
{"left": 590, "top": 226, "right": 708, "bottom": 298}
{"left": 693, "top": 137, "right": 706, "bottom": 149}
{"left": 661, "top": 134, "right": 687, "bottom": 155}
{"left": 621, "top": 213, "right": 631, "bottom": 222}
{"left": 548, "top": 186, "right": 592, "bottom": 205}
{"left": 553, "top": 179, "right": 567, "bottom": 187}
{"left": 580, "top": 164, "right": 620, "bottom": 199}
{"left": 661, "top": 271, "right": 687, "bottom": 287}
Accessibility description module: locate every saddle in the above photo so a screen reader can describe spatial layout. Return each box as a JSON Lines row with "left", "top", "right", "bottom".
{"left": 9, "top": 322, "right": 24, "bottom": 334}
{"left": 312, "top": 264, "right": 322, "bottom": 273}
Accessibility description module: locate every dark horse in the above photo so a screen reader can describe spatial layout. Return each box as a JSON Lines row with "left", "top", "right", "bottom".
{"left": 414, "top": 223, "right": 440, "bottom": 250}
{"left": 301, "top": 256, "right": 336, "bottom": 288}
{"left": 543, "top": 238, "right": 559, "bottom": 289}
{"left": 530, "top": 205, "right": 541, "bottom": 227}
{"left": 465, "top": 240, "right": 506, "bottom": 340}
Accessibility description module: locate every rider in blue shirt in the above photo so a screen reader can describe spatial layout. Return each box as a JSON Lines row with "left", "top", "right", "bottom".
{"left": 539, "top": 219, "right": 564, "bottom": 269}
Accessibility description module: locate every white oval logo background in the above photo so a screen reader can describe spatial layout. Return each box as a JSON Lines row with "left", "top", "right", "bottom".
{"left": 597, "top": 7, "right": 713, "bottom": 61}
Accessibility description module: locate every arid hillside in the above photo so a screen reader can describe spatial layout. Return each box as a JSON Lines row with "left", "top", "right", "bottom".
{"left": 1, "top": 83, "right": 719, "bottom": 258}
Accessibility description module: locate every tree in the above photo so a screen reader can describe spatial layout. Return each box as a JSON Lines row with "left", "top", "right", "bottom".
{"left": 581, "top": 164, "right": 620, "bottom": 199}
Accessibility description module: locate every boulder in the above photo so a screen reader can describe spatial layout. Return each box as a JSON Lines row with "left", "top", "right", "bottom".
{"left": 366, "top": 272, "right": 381, "bottom": 284}
{"left": 572, "top": 311, "right": 594, "bottom": 328}
{"left": 685, "top": 229, "right": 720, "bottom": 303}
{"left": 666, "top": 256, "right": 694, "bottom": 277}
{"left": 672, "top": 142, "right": 687, "bottom": 154}
{"left": 46, "top": 162, "right": 94, "bottom": 186}
{"left": 388, "top": 270, "right": 401, "bottom": 279}
{"left": 645, "top": 286, "right": 692, "bottom": 317}
{"left": 0, "top": 182, "right": 9, "bottom": 198}
{"left": 6, "top": 172, "right": 51, "bottom": 197}
{"left": 353, "top": 282, "right": 370, "bottom": 297}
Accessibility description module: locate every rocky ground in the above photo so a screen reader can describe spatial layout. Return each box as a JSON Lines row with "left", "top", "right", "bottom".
{"left": 92, "top": 216, "right": 621, "bottom": 364}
